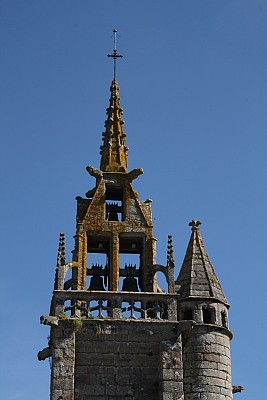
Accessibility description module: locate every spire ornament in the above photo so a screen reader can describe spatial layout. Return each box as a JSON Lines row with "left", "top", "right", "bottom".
{"left": 100, "top": 31, "right": 128, "bottom": 172}
{"left": 189, "top": 220, "right": 202, "bottom": 231}
{"left": 107, "top": 29, "right": 123, "bottom": 80}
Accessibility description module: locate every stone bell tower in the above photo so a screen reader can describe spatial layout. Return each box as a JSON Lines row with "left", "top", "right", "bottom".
{"left": 38, "top": 32, "right": 242, "bottom": 400}
{"left": 73, "top": 76, "right": 157, "bottom": 295}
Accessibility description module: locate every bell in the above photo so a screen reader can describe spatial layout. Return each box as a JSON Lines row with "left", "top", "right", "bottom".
{"left": 122, "top": 276, "right": 139, "bottom": 292}
{"left": 88, "top": 275, "right": 105, "bottom": 291}
{"left": 108, "top": 210, "right": 119, "bottom": 221}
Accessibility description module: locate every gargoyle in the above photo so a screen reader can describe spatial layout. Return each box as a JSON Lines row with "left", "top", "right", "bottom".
{"left": 86, "top": 166, "right": 103, "bottom": 178}
{"left": 40, "top": 315, "right": 59, "bottom": 326}
{"left": 232, "top": 385, "right": 245, "bottom": 393}
{"left": 38, "top": 346, "right": 52, "bottom": 361}
{"left": 85, "top": 187, "right": 96, "bottom": 198}
{"left": 127, "top": 168, "right": 144, "bottom": 181}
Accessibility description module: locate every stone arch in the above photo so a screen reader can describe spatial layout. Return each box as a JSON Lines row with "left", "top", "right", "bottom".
{"left": 153, "top": 264, "right": 168, "bottom": 292}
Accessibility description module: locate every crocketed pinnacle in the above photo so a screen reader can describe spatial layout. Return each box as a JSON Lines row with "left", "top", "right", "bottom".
{"left": 100, "top": 79, "right": 128, "bottom": 172}
{"left": 57, "top": 232, "right": 66, "bottom": 268}
{"left": 176, "top": 220, "right": 228, "bottom": 304}
{"left": 53, "top": 232, "right": 66, "bottom": 291}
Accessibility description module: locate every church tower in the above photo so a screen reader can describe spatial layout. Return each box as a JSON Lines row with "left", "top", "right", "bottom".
{"left": 39, "top": 32, "right": 240, "bottom": 400}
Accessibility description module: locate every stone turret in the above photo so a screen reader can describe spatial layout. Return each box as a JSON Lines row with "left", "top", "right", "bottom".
{"left": 176, "top": 220, "right": 233, "bottom": 400}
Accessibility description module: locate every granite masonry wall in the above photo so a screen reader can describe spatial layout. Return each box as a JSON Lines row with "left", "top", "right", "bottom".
{"left": 50, "top": 319, "right": 183, "bottom": 400}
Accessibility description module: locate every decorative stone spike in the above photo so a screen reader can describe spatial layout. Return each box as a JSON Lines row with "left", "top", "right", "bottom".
{"left": 53, "top": 232, "right": 66, "bottom": 291}
{"left": 167, "top": 235, "right": 175, "bottom": 267}
{"left": 57, "top": 232, "right": 66, "bottom": 268}
{"left": 167, "top": 235, "right": 175, "bottom": 293}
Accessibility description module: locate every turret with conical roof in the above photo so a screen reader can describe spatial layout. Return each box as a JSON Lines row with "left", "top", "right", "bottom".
{"left": 176, "top": 220, "right": 233, "bottom": 400}
{"left": 176, "top": 220, "right": 228, "bottom": 304}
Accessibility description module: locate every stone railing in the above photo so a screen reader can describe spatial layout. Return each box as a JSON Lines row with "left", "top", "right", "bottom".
{"left": 50, "top": 290, "right": 178, "bottom": 321}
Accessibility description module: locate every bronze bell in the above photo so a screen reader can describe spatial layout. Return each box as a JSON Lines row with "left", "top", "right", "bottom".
{"left": 108, "top": 210, "right": 119, "bottom": 221}
{"left": 122, "top": 276, "right": 139, "bottom": 292}
{"left": 88, "top": 275, "right": 105, "bottom": 291}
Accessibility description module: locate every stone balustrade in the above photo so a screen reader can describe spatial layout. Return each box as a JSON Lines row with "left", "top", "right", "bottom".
{"left": 50, "top": 290, "right": 178, "bottom": 321}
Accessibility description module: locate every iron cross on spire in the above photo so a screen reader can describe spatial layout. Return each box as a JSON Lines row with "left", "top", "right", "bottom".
{"left": 107, "top": 29, "right": 123, "bottom": 80}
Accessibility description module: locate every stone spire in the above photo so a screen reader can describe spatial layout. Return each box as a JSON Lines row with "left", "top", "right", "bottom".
{"left": 100, "top": 79, "right": 128, "bottom": 172}
{"left": 176, "top": 220, "right": 228, "bottom": 304}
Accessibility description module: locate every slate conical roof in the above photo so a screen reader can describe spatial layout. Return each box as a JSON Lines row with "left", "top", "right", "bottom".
{"left": 176, "top": 220, "right": 228, "bottom": 305}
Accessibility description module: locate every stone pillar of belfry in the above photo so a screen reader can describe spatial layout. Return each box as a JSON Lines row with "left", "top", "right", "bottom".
{"left": 109, "top": 232, "right": 120, "bottom": 291}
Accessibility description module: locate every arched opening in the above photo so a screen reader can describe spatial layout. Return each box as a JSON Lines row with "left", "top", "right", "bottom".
{"left": 119, "top": 253, "right": 140, "bottom": 291}
{"left": 221, "top": 311, "right": 228, "bottom": 328}
{"left": 87, "top": 233, "right": 110, "bottom": 290}
{"left": 155, "top": 271, "right": 168, "bottom": 293}
{"left": 63, "top": 267, "right": 73, "bottom": 290}
{"left": 182, "top": 308, "right": 193, "bottom": 320}
{"left": 119, "top": 234, "right": 143, "bottom": 292}
{"left": 87, "top": 252, "right": 107, "bottom": 291}
{"left": 105, "top": 186, "right": 124, "bottom": 221}
{"left": 202, "top": 307, "right": 213, "bottom": 324}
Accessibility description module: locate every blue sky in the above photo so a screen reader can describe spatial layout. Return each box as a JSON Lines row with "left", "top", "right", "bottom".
{"left": 1, "top": 1, "right": 266, "bottom": 399}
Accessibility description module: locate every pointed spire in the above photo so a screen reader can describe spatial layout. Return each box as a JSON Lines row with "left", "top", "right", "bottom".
{"left": 100, "top": 30, "right": 128, "bottom": 173}
{"left": 100, "top": 79, "right": 128, "bottom": 172}
{"left": 176, "top": 220, "right": 228, "bottom": 304}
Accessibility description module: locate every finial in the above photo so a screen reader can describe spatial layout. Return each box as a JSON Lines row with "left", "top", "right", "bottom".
{"left": 167, "top": 235, "right": 175, "bottom": 267}
{"left": 107, "top": 29, "right": 123, "bottom": 80}
{"left": 57, "top": 232, "right": 66, "bottom": 267}
{"left": 189, "top": 220, "right": 202, "bottom": 231}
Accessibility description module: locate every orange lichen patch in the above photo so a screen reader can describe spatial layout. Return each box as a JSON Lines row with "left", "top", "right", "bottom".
{"left": 100, "top": 80, "right": 129, "bottom": 173}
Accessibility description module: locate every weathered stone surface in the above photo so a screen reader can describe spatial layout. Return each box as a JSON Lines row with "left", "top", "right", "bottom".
{"left": 41, "top": 75, "right": 237, "bottom": 400}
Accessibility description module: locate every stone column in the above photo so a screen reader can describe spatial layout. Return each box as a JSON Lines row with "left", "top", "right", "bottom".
{"left": 109, "top": 233, "right": 119, "bottom": 291}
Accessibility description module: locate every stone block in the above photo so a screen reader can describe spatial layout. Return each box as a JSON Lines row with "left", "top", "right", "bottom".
{"left": 162, "top": 369, "right": 175, "bottom": 380}
{"left": 220, "top": 355, "right": 230, "bottom": 365}
{"left": 162, "top": 393, "right": 174, "bottom": 400}
{"left": 202, "top": 353, "right": 220, "bottom": 363}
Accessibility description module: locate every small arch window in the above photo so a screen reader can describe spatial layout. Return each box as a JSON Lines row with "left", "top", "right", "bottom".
{"left": 182, "top": 309, "right": 193, "bottom": 320}
{"left": 202, "top": 307, "right": 213, "bottom": 324}
{"left": 221, "top": 311, "right": 228, "bottom": 328}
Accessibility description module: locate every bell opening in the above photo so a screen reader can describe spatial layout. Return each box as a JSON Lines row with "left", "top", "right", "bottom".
{"left": 121, "top": 276, "right": 139, "bottom": 292}
{"left": 88, "top": 275, "right": 106, "bottom": 291}
{"left": 87, "top": 251, "right": 109, "bottom": 290}
{"left": 119, "top": 253, "right": 141, "bottom": 291}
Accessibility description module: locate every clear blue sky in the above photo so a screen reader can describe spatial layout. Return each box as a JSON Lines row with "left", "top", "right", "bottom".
{"left": 1, "top": 1, "right": 266, "bottom": 399}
